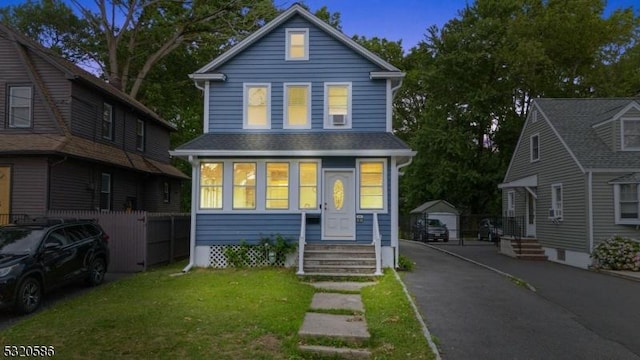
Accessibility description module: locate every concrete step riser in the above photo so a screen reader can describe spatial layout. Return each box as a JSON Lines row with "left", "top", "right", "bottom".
{"left": 306, "top": 245, "right": 374, "bottom": 252}
{"left": 304, "top": 267, "right": 376, "bottom": 274}
{"left": 305, "top": 259, "right": 376, "bottom": 266}
{"left": 305, "top": 251, "right": 375, "bottom": 258}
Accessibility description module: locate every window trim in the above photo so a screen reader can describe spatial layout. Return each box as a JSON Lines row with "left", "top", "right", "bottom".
{"left": 324, "top": 82, "right": 352, "bottom": 129}
{"left": 620, "top": 117, "right": 640, "bottom": 151}
{"left": 197, "top": 159, "right": 321, "bottom": 214}
{"left": 550, "top": 183, "right": 563, "bottom": 220}
{"left": 356, "top": 158, "right": 387, "bottom": 213}
{"left": 102, "top": 103, "right": 114, "bottom": 140}
{"left": 530, "top": 133, "right": 540, "bottom": 162}
{"left": 100, "top": 173, "right": 112, "bottom": 211}
{"left": 243, "top": 83, "right": 271, "bottom": 129}
{"left": 283, "top": 83, "right": 312, "bottom": 129}
{"left": 232, "top": 162, "right": 257, "bottom": 210}
{"left": 136, "top": 119, "right": 145, "bottom": 151}
{"left": 299, "top": 161, "right": 319, "bottom": 210}
{"left": 265, "top": 162, "right": 290, "bottom": 210}
{"left": 613, "top": 183, "right": 640, "bottom": 225}
{"left": 285, "top": 28, "right": 309, "bottom": 61}
{"left": 199, "top": 162, "right": 224, "bottom": 210}
{"left": 8, "top": 85, "right": 33, "bottom": 128}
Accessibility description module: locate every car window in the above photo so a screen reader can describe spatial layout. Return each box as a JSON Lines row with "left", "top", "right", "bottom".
{"left": 65, "top": 225, "right": 91, "bottom": 243}
{"left": 0, "top": 227, "right": 45, "bottom": 255}
{"left": 45, "top": 229, "right": 70, "bottom": 247}
{"left": 82, "top": 224, "right": 101, "bottom": 237}
{"left": 427, "top": 219, "right": 442, "bottom": 226}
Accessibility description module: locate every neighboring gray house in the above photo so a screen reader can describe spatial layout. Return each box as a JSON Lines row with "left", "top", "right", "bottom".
{"left": 499, "top": 98, "right": 640, "bottom": 268}
{"left": 0, "top": 24, "right": 187, "bottom": 221}
{"left": 171, "top": 4, "right": 415, "bottom": 273}
{"left": 410, "top": 200, "right": 460, "bottom": 240}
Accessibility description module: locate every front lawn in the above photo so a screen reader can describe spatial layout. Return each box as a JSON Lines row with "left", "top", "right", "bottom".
{"left": 0, "top": 264, "right": 434, "bottom": 359}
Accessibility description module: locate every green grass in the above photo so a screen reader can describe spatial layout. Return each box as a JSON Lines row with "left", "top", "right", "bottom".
{"left": 0, "top": 264, "right": 435, "bottom": 359}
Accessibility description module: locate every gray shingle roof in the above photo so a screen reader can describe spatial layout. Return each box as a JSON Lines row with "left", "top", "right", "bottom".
{"left": 173, "top": 132, "right": 413, "bottom": 155}
{"left": 535, "top": 98, "right": 640, "bottom": 169}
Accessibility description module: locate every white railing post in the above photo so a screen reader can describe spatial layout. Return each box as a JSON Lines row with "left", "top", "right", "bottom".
{"left": 372, "top": 213, "right": 382, "bottom": 276}
{"left": 297, "top": 212, "right": 306, "bottom": 275}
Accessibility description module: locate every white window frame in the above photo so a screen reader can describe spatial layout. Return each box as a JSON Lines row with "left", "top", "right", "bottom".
{"left": 356, "top": 158, "right": 387, "bottom": 213}
{"left": 243, "top": 83, "right": 271, "bottom": 129}
{"left": 102, "top": 103, "right": 114, "bottom": 140}
{"left": 199, "top": 162, "right": 224, "bottom": 210}
{"left": 621, "top": 117, "right": 640, "bottom": 151}
{"left": 232, "top": 162, "right": 257, "bottom": 210}
{"left": 283, "top": 83, "right": 311, "bottom": 129}
{"left": 530, "top": 133, "right": 540, "bottom": 162}
{"left": 507, "top": 191, "right": 515, "bottom": 217}
{"left": 197, "top": 159, "right": 321, "bottom": 214}
{"left": 613, "top": 183, "right": 640, "bottom": 225}
{"left": 8, "top": 86, "right": 32, "bottom": 128}
{"left": 285, "top": 28, "right": 309, "bottom": 61}
{"left": 550, "top": 183, "right": 563, "bottom": 220}
{"left": 136, "top": 119, "right": 145, "bottom": 151}
{"left": 265, "top": 162, "right": 290, "bottom": 210}
{"left": 324, "top": 82, "right": 352, "bottom": 129}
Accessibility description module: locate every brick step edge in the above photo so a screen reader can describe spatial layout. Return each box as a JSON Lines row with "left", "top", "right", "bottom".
{"left": 298, "top": 345, "right": 371, "bottom": 359}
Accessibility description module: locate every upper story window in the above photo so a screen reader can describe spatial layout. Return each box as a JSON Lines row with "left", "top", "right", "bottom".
{"left": 136, "top": 119, "right": 145, "bottom": 151}
{"left": 530, "top": 133, "right": 540, "bottom": 162}
{"left": 102, "top": 103, "right": 114, "bottom": 140}
{"left": 324, "top": 83, "right": 352, "bottom": 129}
{"left": 284, "top": 83, "right": 311, "bottom": 129}
{"left": 286, "top": 28, "right": 309, "bottom": 61}
{"left": 358, "top": 160, "right": 385, "bottom": 211}
{"left": 200, "top": 162, "right": 223, "bottom": 209}
{"left": 266, "top": 162, "right": 289, "bottom": 209}
{"left": 243, "top": 84, "right": 270, "bottom": 129}
{"left": 621, "top": 118, "right": 640, "bottom": 150}
{"left": 549, "top": 183, "right": 563, "bottom": 220}
{"left": 8, "top": 86, "right": 32, "bottom": 128}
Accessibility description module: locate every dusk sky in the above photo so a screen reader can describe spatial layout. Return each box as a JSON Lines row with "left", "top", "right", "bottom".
{"left": 300, "top": 0, "right": 640, "bottom": 51}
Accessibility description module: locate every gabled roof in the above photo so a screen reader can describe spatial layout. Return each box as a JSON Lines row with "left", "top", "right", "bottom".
{"left": 410, "top": 200, "right": 459, "bottom": 215}
{"left": 172, "top": 132, "right": 415, "bottom": 157}
{"left": 0, "top": 23, "right": 175, "bottom": 131}
{"left": 192, "top": 4, "right": 402, "bottom": 76}
{"left": 533, "top": 98, "right": 640, "bottom": 170}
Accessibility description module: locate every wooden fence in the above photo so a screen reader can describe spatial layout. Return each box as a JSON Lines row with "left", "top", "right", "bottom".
{"left": 45, "top": 210, "right": 190, "bottom": 273}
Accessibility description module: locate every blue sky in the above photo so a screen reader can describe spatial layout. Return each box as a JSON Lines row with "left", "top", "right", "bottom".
{"left": 299, "top": 0, "right": 639, "bottom": 51}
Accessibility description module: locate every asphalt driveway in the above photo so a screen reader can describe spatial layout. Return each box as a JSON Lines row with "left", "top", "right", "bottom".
{"left": 400, "top": 240, "right": 640, "bottom": 360}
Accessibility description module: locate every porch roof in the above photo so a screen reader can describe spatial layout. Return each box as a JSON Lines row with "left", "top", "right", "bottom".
{"left": 171, "top": 132, "right": 416, "bottom": 157}
{"left": 498, "top": 174, "right": 537, "bottom": 189}
{"left": 608, "top": 173, "right": 640, "bottom": 184}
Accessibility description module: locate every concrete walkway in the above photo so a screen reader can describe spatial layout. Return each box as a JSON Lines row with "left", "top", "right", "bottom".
{"left": 298, "top": 282, "right": 375, "bottom": 358}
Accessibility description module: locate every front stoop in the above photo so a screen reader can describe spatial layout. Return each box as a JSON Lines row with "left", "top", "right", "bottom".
{"left": 503, "top": 238, "right": 548, "bottom": 261}
{"left": 303, "top": 244, "right": 377, "bottom": 276}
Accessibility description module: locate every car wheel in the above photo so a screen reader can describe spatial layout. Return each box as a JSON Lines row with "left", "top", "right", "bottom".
{"left": 87, "top": 257, "right": 106, "bottom": 286}
{"left": 16, "top": 277, "right": 42, "bottom": 315}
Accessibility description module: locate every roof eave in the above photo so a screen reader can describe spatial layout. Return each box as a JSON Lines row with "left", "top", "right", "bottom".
{"left": 170, "top": 149, "right": 417, "bottom": 158}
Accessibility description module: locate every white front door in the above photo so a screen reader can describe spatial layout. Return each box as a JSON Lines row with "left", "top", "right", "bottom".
{"left": 526, "top": 191, "right": 536, "bottom": 237}
{"left": 322, "top": 170, "right": 355, "bottom": 240}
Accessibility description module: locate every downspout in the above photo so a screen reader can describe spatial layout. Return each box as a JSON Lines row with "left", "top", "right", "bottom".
{"left": 588, "top": 171, "right": 594, "bottom": 253}
{"left": 393, "top": 156, "right": 414, "bottom": 267}
{"left": 183, "top": 155, "right": 198, "bottom": 272}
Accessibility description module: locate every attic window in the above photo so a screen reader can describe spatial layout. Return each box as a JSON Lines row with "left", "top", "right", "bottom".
{"left": 530, "top": 134, "right": 540, "bottom": 162}
{"left": 286, "top": 28, "right": 309, "bottom": 61}
{"left": 621, "top": 118, "right": 640, "bottom": 150}
{"left": 531, "top": 110, "right": 538, "bottom": 123}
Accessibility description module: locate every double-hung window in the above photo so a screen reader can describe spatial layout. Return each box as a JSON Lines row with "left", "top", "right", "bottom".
{"left": 244, "top": 84, "right": 270, "bottom": 129}
{"left": 102, "top": 103, "right": 114, "bottom": 140}
{"left": 550, "top": 184, "right": 563, "bottom": 220}
{"left": 622, "top": 118, "right": 640, "bottom": 150}
{"left": 233, "top": 163, "right": 256, "bottom": 209}
{"left": 266, "top": 163, "right": 289, "bottom": 209}
{"left": 325, "top": 83, "right": 351, "bottom": 128}
{"left": 358, "top": 160, "right": 385, "bottom": 211}
{"left": 530, "top": 134, "right": 540, "bottom": 162}
{"left": 200, "top": 163, "right": 223, "bottom": 209}
{"left": 613, "top": 182, "right": 640, "bottom": 224}
{"left": 286, "top": 28, "right": 309, "bottom": 60}
{"left": 299, "top": 162, "right": 318, "bottom": 210}
{"left": 284, "top": 84, "right": 311, "bottom": 129}
{"left": 136, "top": 119, "right": 145, "bottom": 151}
{"left": 8, "top": 86, "right": 32, "bottom": 128}
{"left": 100, "top": 173, "right": 112, "bottom": 210}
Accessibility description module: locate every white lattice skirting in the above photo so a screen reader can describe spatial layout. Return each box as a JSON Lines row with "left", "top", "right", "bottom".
{"left": 207, "top": 245, "right": 295, "bottom": 268}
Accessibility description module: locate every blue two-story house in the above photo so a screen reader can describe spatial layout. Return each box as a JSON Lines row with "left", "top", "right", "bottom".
{"left": 171, "top": 4, "right": 415, "bottom": 274}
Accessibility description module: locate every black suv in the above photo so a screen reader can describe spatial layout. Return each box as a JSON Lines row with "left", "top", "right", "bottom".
{"left": 0, "top": 218, "right": 110, "bottom": 314}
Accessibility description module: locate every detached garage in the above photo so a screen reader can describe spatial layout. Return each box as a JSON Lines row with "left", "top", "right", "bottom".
{"left": 410, "top": 200, "right": 460, "bottom": 240}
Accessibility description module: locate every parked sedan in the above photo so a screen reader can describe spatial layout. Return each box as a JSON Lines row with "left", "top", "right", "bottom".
{"left": 477, "top": 218, "right": 502, "bottom": 242}
{"left": 414, "top": 219, "right": 449, "bottom": 242}
{"left": 0, "top": 218, "right": 110, "bottom": 314}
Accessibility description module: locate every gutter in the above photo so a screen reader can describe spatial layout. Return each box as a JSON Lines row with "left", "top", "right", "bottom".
{"left": 183, "top": 155, "right": 199, "bottom": 272}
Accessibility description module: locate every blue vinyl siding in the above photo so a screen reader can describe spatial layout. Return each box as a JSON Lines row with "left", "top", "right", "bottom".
{"left": 208, "top": 16, "right": 387, "bottom": 132}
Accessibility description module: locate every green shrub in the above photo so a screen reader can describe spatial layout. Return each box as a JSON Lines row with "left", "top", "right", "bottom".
{"left": 397, "top": 254, "right": 415, "bottom": 271}
{"left": 591, "top": 235, "right": 640, "bottom": 271}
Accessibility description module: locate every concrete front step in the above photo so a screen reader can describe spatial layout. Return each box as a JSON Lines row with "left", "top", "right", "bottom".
{"left": 298, "top": 345, "right": 371, "bottom": 359}
{"left": 304, "top": 265, "right": 376, "bottom": 275}
{"left": 305, "top": 258, "right": 376, "bottom": 266}
{"left": 306, "top": 244, "right": 375, "bottom": 251}
{"left": 305, "top": 250, "right": 375, "bottom": 258}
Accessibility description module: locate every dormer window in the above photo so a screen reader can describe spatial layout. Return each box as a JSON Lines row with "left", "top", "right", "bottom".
{"left": 621, "top": 118, "right": 640, "bottom": 150}
{"left": 286, "top": 28, "right": 308, "bottom": 61}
